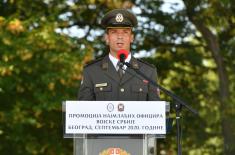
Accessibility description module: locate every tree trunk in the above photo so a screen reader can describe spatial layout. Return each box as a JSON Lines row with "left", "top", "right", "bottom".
{"left": 183, "top": 1, "right": 234, "bottom": 154}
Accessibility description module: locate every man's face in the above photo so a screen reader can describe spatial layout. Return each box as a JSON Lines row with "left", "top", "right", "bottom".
{"left": 105, "top": 28, "right": 134, "bottom": 57}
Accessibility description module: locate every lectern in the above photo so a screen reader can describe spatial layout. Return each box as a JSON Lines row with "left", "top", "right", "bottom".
{"left": 63, "top": 101, "right": 169, "bottom": 155}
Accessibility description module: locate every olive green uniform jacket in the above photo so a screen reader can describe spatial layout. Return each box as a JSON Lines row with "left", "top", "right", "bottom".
{"left": 78, "top": 55, "right": 160, "bottom": 101}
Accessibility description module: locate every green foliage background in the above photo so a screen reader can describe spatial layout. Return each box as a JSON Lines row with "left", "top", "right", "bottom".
{"left": 0, "top": 0, "right": 235, "bottom": 155}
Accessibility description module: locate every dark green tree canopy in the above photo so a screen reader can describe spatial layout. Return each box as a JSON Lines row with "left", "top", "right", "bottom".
{"left": 0, "top": 0, "right": 235, "bottom": 154}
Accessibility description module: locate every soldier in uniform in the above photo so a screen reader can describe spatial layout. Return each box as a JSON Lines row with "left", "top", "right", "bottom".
{"left": 78, "top": 8, "right": 160, "bottom": 101}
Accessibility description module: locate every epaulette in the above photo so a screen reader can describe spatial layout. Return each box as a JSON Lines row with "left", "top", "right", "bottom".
{"left": 137, "top": 58, "right": 155, "bottom": 68}
{"left": 84, "top": 57, "right": 104, "bottom": 68}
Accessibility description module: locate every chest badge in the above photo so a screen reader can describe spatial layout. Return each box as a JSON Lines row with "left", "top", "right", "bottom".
{"left": 95, "top": 83, "right": 108, "bottom": 87}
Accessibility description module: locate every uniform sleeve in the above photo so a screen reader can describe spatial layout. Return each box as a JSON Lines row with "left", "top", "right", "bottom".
{"left": 147, "top": 67, "right": 161, "bottom": 101}
{"left": 78, "top": 68, "right": 96, "bottom": 100}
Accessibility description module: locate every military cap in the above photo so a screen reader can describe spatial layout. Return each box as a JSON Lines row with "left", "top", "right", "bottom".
{"left": 101, "top": 9, "right": 137, "bottom": 28}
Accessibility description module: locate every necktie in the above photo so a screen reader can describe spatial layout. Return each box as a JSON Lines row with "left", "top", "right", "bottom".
{"left": 117, "top": 61, "right": 123, "bottom": 78}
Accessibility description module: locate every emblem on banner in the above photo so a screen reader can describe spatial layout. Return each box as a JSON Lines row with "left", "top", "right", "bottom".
{"left": 99, "top": 147, "right": 130, "bottom": 155}
{"left": 107, "top": 103, "right": 114, "bottom": 112}
{"left": 118, "top": 103, "right": 124, "bottom": 112}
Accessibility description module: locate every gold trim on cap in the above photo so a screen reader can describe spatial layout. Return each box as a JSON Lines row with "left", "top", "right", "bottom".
{"left": 106, "top": 26, "right": 132, "bottom": 29}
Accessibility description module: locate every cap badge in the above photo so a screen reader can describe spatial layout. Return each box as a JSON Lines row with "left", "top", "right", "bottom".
{"left": 115, "top": 13, "right": 124, "bottom": 22}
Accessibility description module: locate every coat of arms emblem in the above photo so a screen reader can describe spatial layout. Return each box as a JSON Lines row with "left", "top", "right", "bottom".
{"left": 115, "top": 13, "right": 124, "bottom": 22}
{"left": 118, "top": 103, "right": 124, "bottom": 112}
{"left": 99, "top": 147, "right": 130, "bottom": 155}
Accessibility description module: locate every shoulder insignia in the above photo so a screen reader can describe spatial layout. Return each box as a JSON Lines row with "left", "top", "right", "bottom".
{"left": 137, "top": 58, "right": 155, "bottom": 68}
{"left": 84, "top": 56, "right": 104, "bottom": 68}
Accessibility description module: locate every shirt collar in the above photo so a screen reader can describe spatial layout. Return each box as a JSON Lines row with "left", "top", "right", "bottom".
{"left": 109, "top": 53, "right": 131, "bottom": 70}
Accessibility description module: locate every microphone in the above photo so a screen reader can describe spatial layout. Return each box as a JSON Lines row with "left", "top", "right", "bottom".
{"left": 117, "top": 49, "right": 128, "bottom": 65}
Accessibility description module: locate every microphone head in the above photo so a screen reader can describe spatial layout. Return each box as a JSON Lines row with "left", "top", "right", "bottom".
{"left": 117, "top": 49, "right": 128, "bottom": 62}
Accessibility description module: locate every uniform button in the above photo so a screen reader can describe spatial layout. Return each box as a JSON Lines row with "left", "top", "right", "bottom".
{"left": 100, "top": 87, "right": 103, "bottom": 91}
{"left": 139, "top": 88, "right": 143, "bottom": 92}
{"left": 120, "top": 88, "right": 125, "bottom": 92}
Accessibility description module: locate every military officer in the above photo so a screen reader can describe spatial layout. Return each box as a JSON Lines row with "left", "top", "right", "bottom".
{"left": 78, "top": 8, "right": 160, "bottom": 101}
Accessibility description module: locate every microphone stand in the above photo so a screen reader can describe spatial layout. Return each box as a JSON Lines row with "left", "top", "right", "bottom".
{"left": 122, "top": 62, "right": 198, "bottom": 155}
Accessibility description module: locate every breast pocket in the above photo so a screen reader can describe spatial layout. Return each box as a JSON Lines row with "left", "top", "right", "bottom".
{"left": 94, "top": 83, "right": 112, "bottom": 100}
{"left": 131, "top": 84, "right": 148, "bottom": 101}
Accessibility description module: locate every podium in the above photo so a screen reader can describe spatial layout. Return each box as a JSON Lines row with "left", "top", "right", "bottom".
{"left": 63, "top": 101, "right": 169, "bottom": 155}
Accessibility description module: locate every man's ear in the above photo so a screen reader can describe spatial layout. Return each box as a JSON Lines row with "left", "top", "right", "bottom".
{"left": 130, "top": 34, "right": 134, "bottom": 43}
{"left": 104, "top": 34, "right": 109, "bottom": 45}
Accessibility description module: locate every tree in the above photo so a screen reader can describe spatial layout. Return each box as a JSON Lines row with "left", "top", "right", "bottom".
{"left": 0, "top": 0, "right": 90, "bottom": 154}
{"left": 1, "top": 0, "right": 234, "bottom": 154}
{"left": 182, "top": 0, "right": 235, "bottom": 154}
{"left": 134, "top": 0, "right": 235, "bottom": 154}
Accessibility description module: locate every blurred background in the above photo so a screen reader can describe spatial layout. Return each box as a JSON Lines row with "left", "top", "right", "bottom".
{"left": 0, "top": 0, "right": 235, "bottom": 154}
